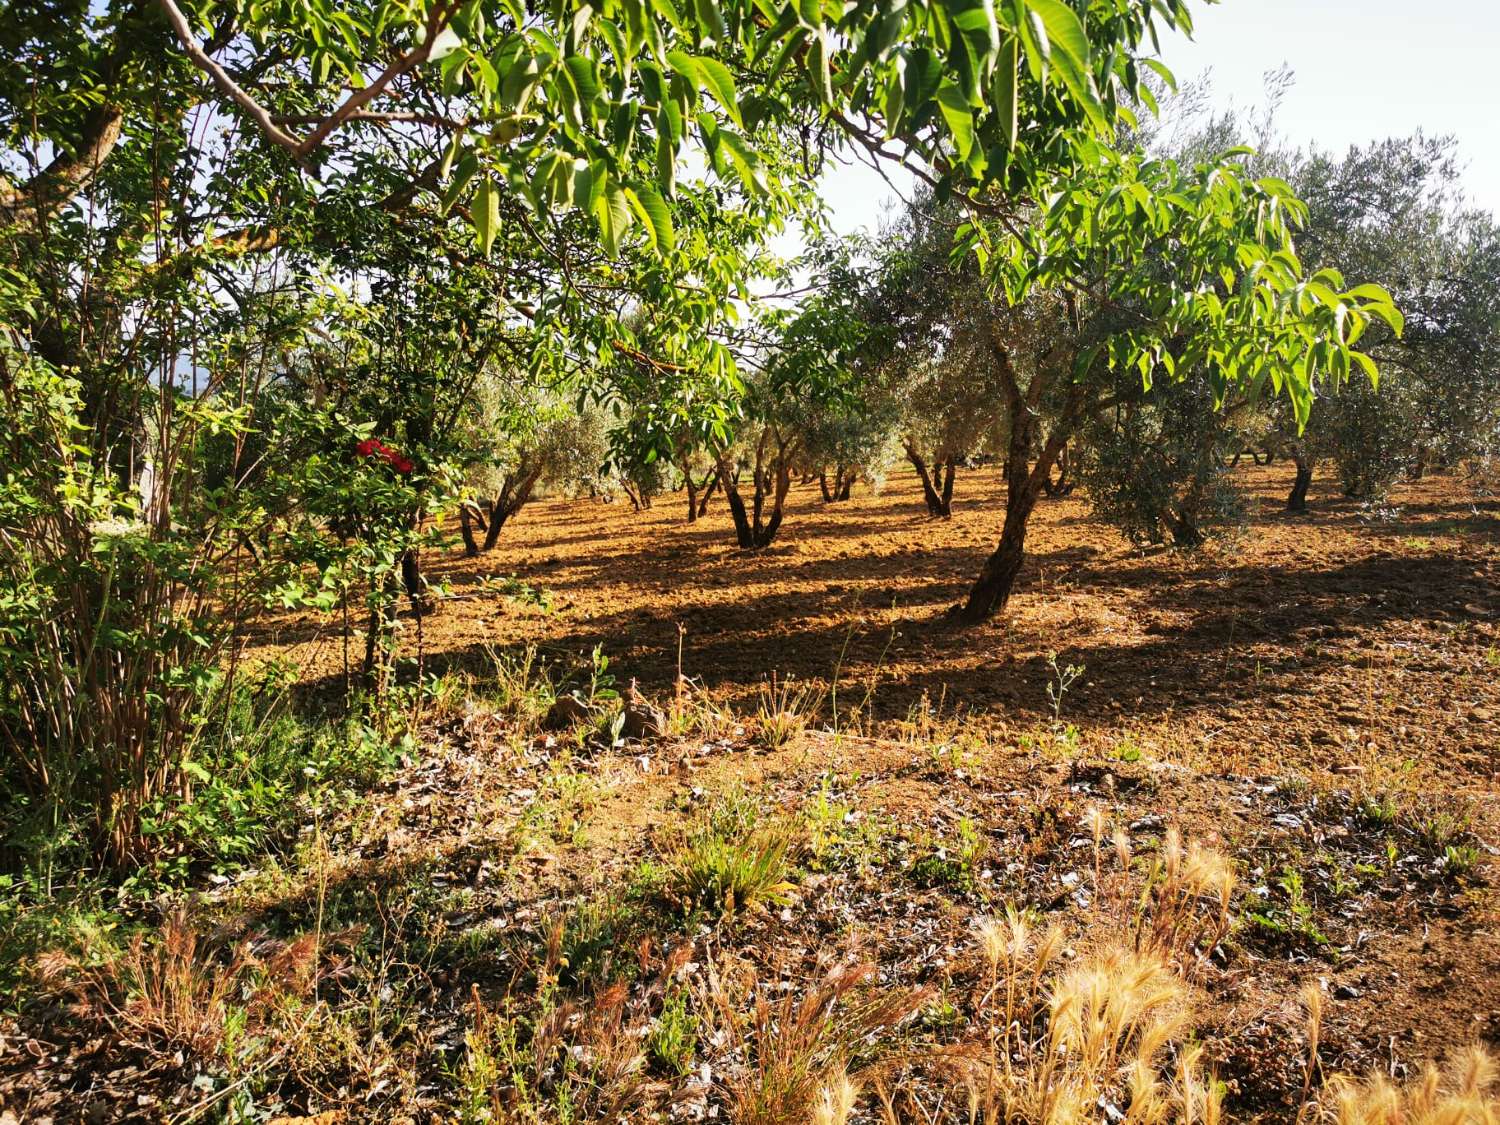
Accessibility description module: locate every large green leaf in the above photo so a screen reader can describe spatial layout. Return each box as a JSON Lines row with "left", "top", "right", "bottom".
{"left": 935, "top": 83, "right": 976, "bottom": 164}
{"left": 1024, "top": 0, "right": 1090, "bottom": 67}
{"left": 596, "top": 178, "right": 634, "bottom": 256}
{"left": 473, "top": 178, "right": 501, "bottom": 255}
{"left": 949, "top": 0, "right": 1000, "bottom": 56}
{"left": 993, "top": 36, "right": 1018, "bottom": 149}
{"left": 694, "top": 56, "right": 743, "bottom": 126}
{"left": 626, "top": 183, "right": 676, "bottom": 252}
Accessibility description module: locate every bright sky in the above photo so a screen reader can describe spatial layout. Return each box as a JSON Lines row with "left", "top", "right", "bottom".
{"left": 819, "top": 0, "right": 1500, "bottom": 236}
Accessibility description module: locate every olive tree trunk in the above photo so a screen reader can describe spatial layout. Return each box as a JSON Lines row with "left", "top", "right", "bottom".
{"left": 954, "top": 346, "right": 1086, "bottom": 624}
{"left": 462, "top": 462, "right": 543, "bottom": 556}
{"left": 1286, "top": 445, "right": 1314, "bottom": 511}
{"left": 719, "top": 430, "right": 795, "bottom": 549}
{"left": 905, "top": 442, "right": 955, "bottom": 517}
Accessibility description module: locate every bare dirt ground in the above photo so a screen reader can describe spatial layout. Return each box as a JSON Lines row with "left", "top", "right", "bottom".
{"left": 280, "top": 461, "right": 1500, "bottom": 1035}
{"left": 267, "top": 462, "right": 1500, "bottom": 784}
{"left": 6, "top": 464, "right": 1497, "bottom": 1122}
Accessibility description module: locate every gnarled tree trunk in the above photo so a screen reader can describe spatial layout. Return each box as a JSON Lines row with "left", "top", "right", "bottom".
{"left": 681, "top": 459, "right": 720, "bottom": 522}
{"left": 465, "top": 462, "right": 543, "bottom": 555}
{"left": 956, "top": 435, "right": 1051, "bottom": 622}
{"left": 719, "top": 430, "right": 795, "bottom": 549}
{"left": 905, "top": 442, "right": 955, "bottom": 517}
{"left": 1286, "top": 446, "right": 1314, "bottom": 511}
{"left": 458, "top": 502, "right": 484, "bottom": 555}
{"left": 1163, "top": 508, "right": 1204, "bottom": 548}
{"left": 1041, "top": 443, "right": 1074, "bottom": 497}
{"left": 955, "top": 345, "right": 1086, "bottom": 624}
{"left": 818, "top": 465, "right": 857, "bottom": 503}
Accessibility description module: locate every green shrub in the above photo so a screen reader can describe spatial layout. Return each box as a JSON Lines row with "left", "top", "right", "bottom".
{"left": 667, "top": 794, "right": 799, "bottom": 915}
{"left": 1075, "top": 378, "right": 1247, "bottom": 549}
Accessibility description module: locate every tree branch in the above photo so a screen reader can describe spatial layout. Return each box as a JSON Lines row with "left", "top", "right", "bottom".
{"left": 293, "top": 1, "right": 462, "bottom": 156}
{"left": 157, "top": 0, "right": 461, "bottom": 161}
{"left": 271, "top": 110, "right": 468, "bottom": 130}
{"left": 155, "top": 0, "right": 305, "bottom": 154}
{"left": 0, "top": 104, "right": 124, "bottom": 230}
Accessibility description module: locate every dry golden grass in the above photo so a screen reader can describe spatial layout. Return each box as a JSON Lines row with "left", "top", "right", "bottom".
{"left": 1320, "top": 1045, "right": 1498, "bottom": 1125}
{"left": 705, "top": 958, "right": 927, "bottom": 1125}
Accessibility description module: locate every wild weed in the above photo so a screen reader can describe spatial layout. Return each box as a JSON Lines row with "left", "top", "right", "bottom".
{"left": 1319, "top": 1044, "right": 1499, "bottom": 1123}
{"left": 909, "top": 817, "right": 987, "bottom": 894}
{"left": 455, "top": 977, "right": 648, "bottom": 1122}
{"left": 704, "top": 958, "right": 925, "bottom": 1124}
{"left": 1133, "top": 826, "right": 1237, "bottom": 969}
{"left": 1245, "top": 865, "right": 1329, "bottom": 950}
{"left": 889, "top": 932, "right": 1203, "bottom": 1124}
{"left": 556, "top": 895, "right": 636, "bottom": 987}
{"left": 1088, "top": 813, "right": 1237, "bottom": 971}
{"left": 103, "top": 913, "right": 252, "bottom": 1060}
{"left": 1045, "top": 652, "right": 1086, "bottom": 724}
{"left": 647, "top": 984, "right": 698, "bottom": 1077}
{"left": 804, "top": 776, "right": 891, "bottom": 874}
{"left": 667, "top": 791, "right": 801, "bottom": 915}
{"left": 668, "top": 676, "right": 737, "bottom": 741}
{"left": 1442, "top": 843, "right": 1482, "bottom": 877}
{"left": 484, "top": 642, "right": 557, "bottom": 728}
{"left": 1297, "top": 983, "right": 1324, "bottom": 1123}
{"left": 756, "top": 672, "right": 822, "bottom": 751}
{"left": 813, "top": 1071, "right": 859, "bottom": 1125}
{"left": 669, "top": 821, "right": 799, "bottom": 915}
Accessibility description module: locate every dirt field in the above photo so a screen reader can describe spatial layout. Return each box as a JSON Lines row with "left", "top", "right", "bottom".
{"left": 266, "top": 462, "right": 1500, "bottom": 783}
{"left": 246, "top": 463, "right": 1499, "bottom": 1102}
{"left": 9, "top": 464, "right": 1497, "bottom": 1121}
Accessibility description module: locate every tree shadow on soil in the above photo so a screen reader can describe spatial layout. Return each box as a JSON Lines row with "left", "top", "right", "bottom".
{"left": 289, "top": 543, "right": 1495, "bottom": 753}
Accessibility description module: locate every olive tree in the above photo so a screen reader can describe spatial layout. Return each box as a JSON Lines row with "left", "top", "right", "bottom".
{"left": 1074, "top": 380, "right": 1250, "bottom": 548}
{"left": 458, "top": 380, "right": 612, "bottom": 555}
{"left": 947, "top": 147, "right": 1400, "bottom": 622}
{"left": 1264, "top": 136, "right": 1500, "bottom": 506}
{"left": 790, "top": 376, "right": 902, "bottom": 504}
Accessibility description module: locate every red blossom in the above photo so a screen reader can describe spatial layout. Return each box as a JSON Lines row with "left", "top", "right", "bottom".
{"left": 355, "top": 436, "right": 414, "bottom": 474}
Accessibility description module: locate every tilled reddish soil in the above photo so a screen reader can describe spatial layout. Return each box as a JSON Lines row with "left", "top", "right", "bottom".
{"left": 231, "top": 463, "right": 1500, "bottom": 1117}
{"left": 262, "top": 463, "right": 1500, "bottom": 785}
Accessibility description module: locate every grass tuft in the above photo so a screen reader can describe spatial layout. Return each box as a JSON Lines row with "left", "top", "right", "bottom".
{"left": 756, "top": 673, "right": 822, "bottom": 751}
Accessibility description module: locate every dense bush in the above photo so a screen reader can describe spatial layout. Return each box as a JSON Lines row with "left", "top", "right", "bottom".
{"left": 1076, "top": 381, "right": 1248, "bottom": 548}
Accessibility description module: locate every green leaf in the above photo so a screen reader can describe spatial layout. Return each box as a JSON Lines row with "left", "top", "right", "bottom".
{"left": 902, "top": 46, "right": 942, "bottom": 111}
{"left": 1046, "top": 41, "right": 1104, "bottom": 129}
{"left": 473, "top": 178, "right": 501, "bottom": 255}
{"left": 718, "top": 130, "right": 768, "bottom": 194}
{"left": 935, "top": 83, "right": 975, "bottom": 163}
{"left": 695, "top": 56, "right": 742, "bottom": 126}
{"left": 949, "top": 32, "right": 982, "bottom": 105}
{"left": 564, "top": 55, "right": 601, "bottom": 103}
{"left": 441, "top": 151, "right": 480, "bottom": 213}
{"left": 809, "top": 29, "right": 833, "bottom": 104}
{"left": 596, "top": 178, "right": 633, "bottom": 256}
{"left": 500, "top": 49, "right": 542, "bottom": 112}
{"left": 626, "top": 183, "right": 676, "bottom": 251}
{"left": 949, "top": 0, "right": 999, "bottom": 56}
{"left": 666, "top": 48, "right": 703, "bottom": 91}
{"left": 693, "top": 0, "right": 728, "bottom": 46}
{"left": 600, "top": 18, "right": 632, "bottom": 79}
{"left": 993, "top": 35, "right": 1018, "bottom": 149}
{"left": 1025, "top": 0, "right": 1089, "bottom": 66}
{"left": 1141, "top": 57, "right": 1176, "bottom": 91}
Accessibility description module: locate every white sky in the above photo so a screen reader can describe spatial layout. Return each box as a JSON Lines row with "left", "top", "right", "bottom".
{"left": 818, "top": 0, "right": 1500, "bottom": 236}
